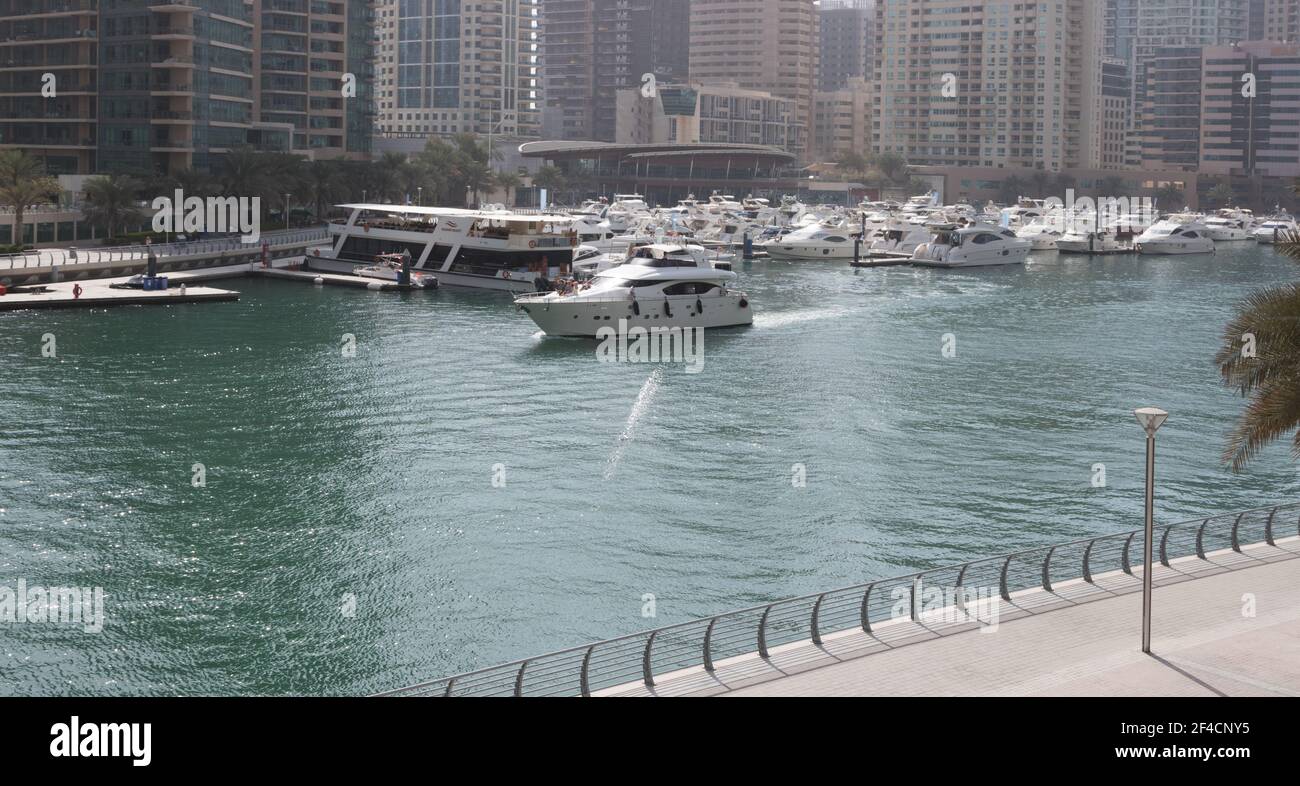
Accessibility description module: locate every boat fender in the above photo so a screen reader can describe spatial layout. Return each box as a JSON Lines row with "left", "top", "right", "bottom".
{"left": 632, "top": 300, "right": 640, "bottom": 316}
{"left": 529, "top": 240, "right": 537, "bottom": 249}
{"left": 664, "top": 298, "right": 672, "bottom": 318}
{"left": 313, "top": 276, "right": 325, "bottom": 286}
{"left": 739, "top": 298, "right": 748, "bottom": 309}
{"left": 696, "top": 297, "right": 703, "bottom": 314}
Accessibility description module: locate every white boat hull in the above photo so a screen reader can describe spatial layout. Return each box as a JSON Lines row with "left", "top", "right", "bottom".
{"left": 518, "top": 293, "right": 754, "bottom": 337}
{"left": 912, "top": 247, "right": 1030, "bottom": 268}
{"left": 1135, "top": 240, "right": 1215, "bottom": 255}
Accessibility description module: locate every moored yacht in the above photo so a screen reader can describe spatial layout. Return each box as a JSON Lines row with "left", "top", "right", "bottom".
{"left": 1134, "top": 220, "right": 1215, "bottom": 255}
{"left": 864, "top": 222, "right": 932, "bottom": 258}
{"left": 1253, "top": 213, "right": 1298, "bottom": 244}
{"left": 1014, "top": 218, "right": 1064, "bottom": 250}
{"left": 1202, "top": 209, "right": 1256, "bottom": 241}
{"left": 760, "top": 221, "right": 858, "bottom": 260}
{"left": 513, "top": 244, "right": 753, "bottom": 338}
{"left": 316, "top": 204, "right": 578, "bottom": 293}
{"left": 911, "top": 226, "right": 1031, "bottom": 268}
{"left": 1055, "top": 228, "right": 1134, "bottom": 255}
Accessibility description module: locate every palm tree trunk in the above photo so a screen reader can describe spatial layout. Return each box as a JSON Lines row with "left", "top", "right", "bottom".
{"left": 13, "top": 207, "right": 23, "bottom": 247}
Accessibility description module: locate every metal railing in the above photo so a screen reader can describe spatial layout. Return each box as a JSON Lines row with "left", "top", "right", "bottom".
{"left": 377, "top": 502, "right": 1300, "bottom": 697}
{"left": 0, "top": 227, "right": 329, "bottom": 271}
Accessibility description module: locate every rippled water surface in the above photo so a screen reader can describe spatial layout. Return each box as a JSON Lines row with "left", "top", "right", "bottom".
{"left": 1, "top": 244, "right": 1296, "bottom": 695}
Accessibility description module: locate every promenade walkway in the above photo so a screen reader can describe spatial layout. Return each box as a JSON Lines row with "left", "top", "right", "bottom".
{"left": 380, "top": 504, "right": 1300, "bottom": 698}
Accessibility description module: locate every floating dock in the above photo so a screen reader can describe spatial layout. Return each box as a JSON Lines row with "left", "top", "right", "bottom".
{"left": 252, "top": 267, "right": 410, "bottom": 290}
{"left": 0, "top": 278, "right": 238, "bottom": 311}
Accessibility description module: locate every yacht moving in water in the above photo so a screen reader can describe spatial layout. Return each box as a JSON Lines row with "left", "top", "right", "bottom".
{"left": 513, "top": 244, "right": 753, "bottom": 338}
{"left": 911, "top": 226, "right": 1031, "bottom": 268}
{"left": 314, "top": 204, "right": 579, "bottom": 292}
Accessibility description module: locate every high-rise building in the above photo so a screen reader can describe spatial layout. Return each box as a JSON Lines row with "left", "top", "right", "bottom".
{"left": 1133, "top": 1, "right": 1249, "bottom": 107}
{"left": 1101, "top": 58, "right": 1133, "bottom": 170}
{"left": 256, "top": 0, "right": 375, "bottom": 161}
{"left": 1200, "top": 41, "right": 1300, "bottom": 178}
{"left": 376, "top": 0, "right": 540, "bottom": 139}
{"left": 812, "top": 77, "right": 873, "bottom": 160}
{"left": 1261, "top": 0, "right": 1299, "bottom": 41}
{"left": 1105, "top": 1, "right": 1139, "bottom": 64}
{"left": 689, "top": 0, "right": 817, "bottom": 156}
{"left": 616, "top": 81, "right": 802, "bottom": 151}
{"left": 1249, "top": 0, "right": 1268, "bottom": 40}
{"left": 873, "top": 0, "right": 1105, "bottom": 171}
{"left": 1139, "top": 46, "right": 1205, "bottom": 171}
{"left": 540, "top": 0, "right": 689, "bottom": 142}
{"left": 818, "top": 0, "right": 874, "bottom": 92}
{"left": 0, "top": 0, "right": 376, "bottom": 176}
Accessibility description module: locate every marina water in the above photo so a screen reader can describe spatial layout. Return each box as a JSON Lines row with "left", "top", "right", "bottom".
{"left": 1, "top": 244, "right": 1297, "bottom": 695}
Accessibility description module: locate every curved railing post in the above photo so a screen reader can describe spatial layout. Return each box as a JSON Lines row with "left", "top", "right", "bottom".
{"left": 1082, "top": 538, "right": 1095, "bottom": 583}
{"left": 1231, "top": 512, "right": 1245, "bottom": 553}
{"left": 1159, "top": 525, "right": 1172, "bottom": 567}
{"left": 811, "top": 593, "right": 826, "bottom": 646}
{"left": 860, "top": 583, "right": 874, "bottom": 633}
{"left": 443, "top": 678, "right": 454, "bottom": 697}
{"left": 954, "top": 564, "right": 969, "bottom": 616}
{"left": 757, "top": 605, "right": 772, "bottom": 659}
{"left": 998, "top": 555, "right": 1012, "bottom": 601}
{"left": 642, "top": 632, "right": 657, "bottom": 687}
{"left": 1265, "top": 507, "right": 1277, "bottom": 546}
{"left": 514, "top": 660, "right": 528, "bottom": 697}
{"left": 910, "top": 577, "right": 921, "bottom": 622}
{"left": 580, "top": 646, "right": 594, "bottom": 697}
{"left": 1041, "top": 546, "right": 1056, "bottom": 592}
{"left": 1196, "top": 518, "right": 1209, "bottom": 559}
{"left": 703, "top": 617, "right": 717, "bottom": 672}
{"left": 1122, "top": 531, "right": 1135, "bottom": 575}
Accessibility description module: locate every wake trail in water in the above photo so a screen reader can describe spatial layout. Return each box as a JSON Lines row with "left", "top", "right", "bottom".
{"left": 603, "top": 368, "right": 663, "bottom": 480}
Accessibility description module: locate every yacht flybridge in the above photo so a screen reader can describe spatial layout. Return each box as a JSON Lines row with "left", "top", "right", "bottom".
{"left": 513, "top": 244, "right": 753, "bottom": 338}
{"left": 316, "top": 204, "right": 578, "bottom": 293}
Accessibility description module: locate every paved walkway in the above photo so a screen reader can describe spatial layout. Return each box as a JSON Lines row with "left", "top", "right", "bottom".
{"left": 599, "top": 537, "right": 1300, "bottom": 697}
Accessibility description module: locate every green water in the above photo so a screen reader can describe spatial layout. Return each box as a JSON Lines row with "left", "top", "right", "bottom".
{"left": 1, "top": 244, "right": 1296, "bottom": 695}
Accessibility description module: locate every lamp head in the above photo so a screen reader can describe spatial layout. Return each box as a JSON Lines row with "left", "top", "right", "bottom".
{"left": 1134, "top": 407, "right": 1168, "bottom": 437}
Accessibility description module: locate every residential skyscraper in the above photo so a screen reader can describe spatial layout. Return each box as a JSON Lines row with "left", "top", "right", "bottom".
{"left": 1261, "top": 0, "right": 1299, "bottom": 41}
{"left": 540, "top": 0, "right": 689, "bottom": 142}
{"left": 873, "top": 0, "right": 1105, "bottom": 171}
{"left": 1200, "top": 41, "right": 1300, "bottom": 178}
{"left": 818, "top": 0, "right": 874, "bottom": 92}
{"left": 689, "top": 0, "right": 818, "bottom": 155}
{"left": 1132, "top": 0, "right": 1249, "bottom": 106}
{"left": 0, "top": 0, "right": 376, "bottom": 176}
{"left": 376, "top": 0, "right": 540, "bottom": 138}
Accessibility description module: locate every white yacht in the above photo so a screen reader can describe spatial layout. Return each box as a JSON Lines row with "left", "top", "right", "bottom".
{"left": 1134, "top": 220, "right": 1215, "bottom": 255}
{"left": 1202, "top": 209, "right": 1256, "bottom": 241}
{"left": 315, "top": 204, "right": 578, "bottom": 293}
{"left": 1014, "top": 218, "right": 1064, "bottom": 251}
{"left": 911, "top": 226, "right": 1031, "bottom": 268}
{"left": 1055, "top": 228, "right": 1133, "bottom": 255}
{"left": 761, "top": 222, "right": 858, "bottom": 260}
{"left": 352, "top": 252, "right": 437, "bottom": 288}
{"left": 513, "top": 244, "right": 753, "bottom": 338}
{"left": 865, "top": 222, "right": 933, "bottom": 258}
{"left": 1253, "top": 214, "right": 1298, "bottom": 244}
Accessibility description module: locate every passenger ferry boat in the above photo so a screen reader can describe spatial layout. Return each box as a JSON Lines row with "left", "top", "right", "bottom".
{"left": 313, "top": 204, "right": 578, "bottom": 293}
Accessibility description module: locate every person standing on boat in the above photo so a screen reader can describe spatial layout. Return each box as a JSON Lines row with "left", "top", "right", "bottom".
{"left": 72, "top": 282, "right": 83, "bottom": 300}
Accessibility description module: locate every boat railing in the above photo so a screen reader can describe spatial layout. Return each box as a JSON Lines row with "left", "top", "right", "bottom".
{"left": 374, "top": 501, "right": 1300, "bottom": 697}
{"left": 0, "top": 227, "right": 330, "bottom": 271}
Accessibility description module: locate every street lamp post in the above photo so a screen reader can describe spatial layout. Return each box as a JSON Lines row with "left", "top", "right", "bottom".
{"left": 284, "top": 194, "right": 291, "bottom": 229}
{"left": 1133, "top": 406, "right": 1169, "bottom": 654}
{"left": 417, "top": 187, "right": 423, "bottom": 207}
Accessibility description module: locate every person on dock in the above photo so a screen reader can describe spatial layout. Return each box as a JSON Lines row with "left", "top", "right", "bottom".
{"left": 72, "top": 283, "right": 83, "bottom": 300}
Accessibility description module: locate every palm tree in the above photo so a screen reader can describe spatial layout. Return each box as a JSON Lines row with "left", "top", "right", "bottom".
{"left": 1154, "top": 184, "right": 1184, "bottom": 211}
{"left": 81, "top": 175, "right": 145, "bottom": 239}
{"left": 0, "top": 150, "right": 59, "bottom": 247}
{"left": 873, "top": 153, "right": 910, "bottom": 185}
{"left": 493, "top": 170, "right": 521, "bottom": 207}
{"left": 1214, "top": 178, "right": 1300, "bottom": 471}
{"left": 531, "top": 165, "right": 566, "bottom": 205}
{"left": 1207, "top": 182, "right": 1235, "bottom": 209}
